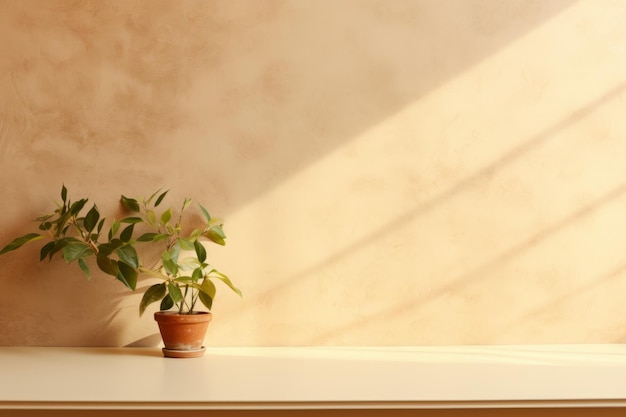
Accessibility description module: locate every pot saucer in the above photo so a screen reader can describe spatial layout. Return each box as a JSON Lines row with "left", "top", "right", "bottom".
{"left": 162, "top": 346, "right": 206, "bottom": 358}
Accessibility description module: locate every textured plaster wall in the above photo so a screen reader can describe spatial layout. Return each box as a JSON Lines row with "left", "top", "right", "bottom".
{"left": 1, "top": 0, "right": 626, "bottom": 347}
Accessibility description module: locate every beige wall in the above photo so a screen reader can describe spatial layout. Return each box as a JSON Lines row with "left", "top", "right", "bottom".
{"left": 1, "top": 0, "right": 625, "bottom": 347}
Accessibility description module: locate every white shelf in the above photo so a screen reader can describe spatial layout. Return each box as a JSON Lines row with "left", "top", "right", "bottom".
{"left": 2, "top": 345, "right": 626, "bottom": 410}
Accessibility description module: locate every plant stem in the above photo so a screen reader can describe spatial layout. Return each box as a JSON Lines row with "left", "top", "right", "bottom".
{"left": 180, "top": 285, "right": 189, "bottom": 314}
{"left": 190, "top": 291, "right": 197, "bottom": 312}
{"left": 71, "top": 216, "right": 99, "bottom": 254}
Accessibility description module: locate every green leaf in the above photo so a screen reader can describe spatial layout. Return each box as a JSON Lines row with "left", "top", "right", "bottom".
{"left": 53, "top": 213, "right": 70, "bottom": 238}
{"left": 0, "top": 233, "right": 43, "bottom": 255}
{"left": 136, "top": 232, "right": 158, "bottom": 242}
{"left": 62, "top": 242, "right": 94, "bottom": 263}
{"left": 116, "top": 261, "right": 137, "bottom": 290}
{"left": 201, "top": 278, "right": 216, "bottom": 298}
{"left": 178, "top": 238, "right": 194, "bottom": 251}
{"left": 182, "top": 198, "right": 192, "bottom": 211}
{"left": 96, "top": 255, "right": 119, "bottom": 276}
{"left": 69, "top": 199, "right": 88, "bottom": 216}
{"left": 38, "top": 222, "right": 52, "bottom": 231}
{"left": 173, "top": 276, "right": 195, "bottom": 283}
{"left": 119, "top": 224, "right": 134, "bottom": 242}
{"left": 45, "top": 240, "right": 68, "bottom": 260}
{"left": 96, "top": 218, "right": 105, "bottom": 234}
{"left": 78, "top": 258, "right": 91, "bottom": 280}
{"left": 199, "top": 204, "right": 211, "bottom": 222}
{"left": 155, "top": 190, "right": 168, "bottom": 207}
{"left": 145, "top": 189, "right": 161, "bottom": 205}
{"left": 160, "top": 294, "right": 174, "bottom": 311}
{"left": 177, "top": 257, "right": 201, "bottom": 271}
{"left": 168, "top": 282, "right": 183, "bottom": 303}
{"left": 61, "top": 184, "right": 67, "bottom": 203}
{"left": 116, "top": 245, "right": 139, "bottom": 268}
{"left": 204, "top": 225, "right": 226, "bottom": 246}
{"left": 98, "top": 239, "right": 123, "bottom": 257}
{"left": 194, "top": 240, "right": 206, "bottom": 263}
{"left": 192, "top": 267, "right": 203, "bottom": 281}
{"left": 188, "top": 228, "right": 202, "bottom": 241}
{"left": 153, "top": 233, "right": 168, "bottom": 242}
{"left": 139, "top": 283, "right": 166, "bottom": 316}
{"left": 162, "top": 255, "right": 178, "bottom": 276}
{"left": 83, "top": 205, "right": 100, "bottom": 233}
{"left": 210, "top": 270, "right": 242, "bottom": 297}
{"left": 146, "top": 209, "right": 157, "bottom": 226}
{"left": 160, "top": 208, "right": 172, "bottom": 225}
{"left": 121, "top": 195, "right": 140, "bottom": 212}
{"left": 120, "top": 217, "right": 143, "bottom": 224}
{"left": 198, "top": 290, "right": 213, "bottom": 310}
{"left": 36, "top": 213, "right": 54, "bottom": 223}
{"left": 109, "top": 219, "right": 120, "bottom": 240}
{"left": 39, "top": 241, "right": 56, "bottom": 261}
{"left": 168, "top": 243, "right": 181, "bottom": 263}
{"left": 138, "top": 267, "right": 168, "bottom": 279}
{"left": 194, "top": 279, "right": 216, "bottom": 311}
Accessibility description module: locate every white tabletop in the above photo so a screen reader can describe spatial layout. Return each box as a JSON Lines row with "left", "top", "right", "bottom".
{"left": 2, "top": 345, "right": 626, "bottom": 410}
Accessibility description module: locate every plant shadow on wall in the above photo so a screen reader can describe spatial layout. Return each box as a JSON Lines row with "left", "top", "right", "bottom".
{"left": 0, "top": 186, "right": 241, "bottom": 354}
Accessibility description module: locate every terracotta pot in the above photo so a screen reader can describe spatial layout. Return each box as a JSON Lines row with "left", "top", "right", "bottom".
{"left": 154, "top": 311, "right": 212, "bottom": 358}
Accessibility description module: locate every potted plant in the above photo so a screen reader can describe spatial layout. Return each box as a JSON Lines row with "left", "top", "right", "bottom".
{"left": 0, "top": 185, "right": 241, "bottom": 358}
{"left": 119, "top": 189, "right": 242, "bottom": 358}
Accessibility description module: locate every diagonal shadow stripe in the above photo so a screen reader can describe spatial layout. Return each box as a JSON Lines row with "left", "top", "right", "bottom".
{"left": 307, "top": 181, "right": 626, "bottom": 344}
{"left": 486, "top": 262, "right": 626, "bottom": 343}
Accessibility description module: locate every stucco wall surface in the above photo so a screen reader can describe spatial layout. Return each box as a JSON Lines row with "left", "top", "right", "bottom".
{"left": 1, "top": 0, "right": 626, "bottom": 347}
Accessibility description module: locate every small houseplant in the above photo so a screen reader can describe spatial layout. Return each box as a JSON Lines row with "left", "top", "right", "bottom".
{"left": 120, "top": 188, "right": 242, "bottom": 358}
{"left": 0, "top": 185, "right": 241, "bottom": 358}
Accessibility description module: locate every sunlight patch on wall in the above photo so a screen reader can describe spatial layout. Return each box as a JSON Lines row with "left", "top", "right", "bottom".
{"left": 216, "top": 1, "right": 626, "bottom": 345}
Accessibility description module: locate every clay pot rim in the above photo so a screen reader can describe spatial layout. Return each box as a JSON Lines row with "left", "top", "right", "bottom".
{"left": 155, "top": 311, "right": 212, "bottom": 315}
{"left": 154, "top": 311, "right": 213, "bottom": 323}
